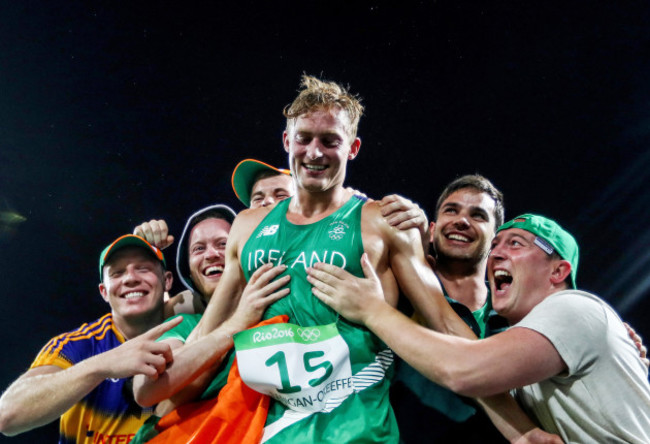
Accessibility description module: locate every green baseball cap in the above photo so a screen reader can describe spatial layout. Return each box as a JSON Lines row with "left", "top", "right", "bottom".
{"left": 496, "top": 214, "right": 579, "bottom": 288}
{"left": 98, "top": 234, "right": 166, "bottom": 280}
{"left": 231, "top": 159, "right": 291, "bottom": 207}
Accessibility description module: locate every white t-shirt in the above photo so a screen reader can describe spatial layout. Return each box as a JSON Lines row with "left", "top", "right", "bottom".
{"left": 514, "top": 290, "right": 650, "bottom": 444}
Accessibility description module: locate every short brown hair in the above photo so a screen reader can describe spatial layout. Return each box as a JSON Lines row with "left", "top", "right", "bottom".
{"left": 435, "top": 174, "right": 505, "bottom": 229}
{"left": 283, "top": 74, "right": 364, "bottom": 138}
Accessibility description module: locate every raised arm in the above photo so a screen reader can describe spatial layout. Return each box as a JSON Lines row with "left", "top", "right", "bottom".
{"left": 133, "top": 219, "right": 175, "bottom": 250}
{"left": 133, "top": 263, "right": 290, "bottom": 407}
{"left": 0, "top": 318, "right": 181, "bottom": 436}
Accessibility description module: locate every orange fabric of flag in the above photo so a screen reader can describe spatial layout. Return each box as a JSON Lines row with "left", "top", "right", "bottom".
{"left": 147, "top": 315, "right": 289, "bottom": 444}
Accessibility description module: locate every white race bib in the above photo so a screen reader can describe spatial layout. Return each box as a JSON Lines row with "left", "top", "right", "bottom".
{"left": 234, "top": 323, "right": 354, "bottom": 413}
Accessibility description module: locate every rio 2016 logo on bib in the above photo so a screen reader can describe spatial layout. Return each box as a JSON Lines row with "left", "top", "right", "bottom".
{"left": 234, "top": 323, "right": 354, "bottom": 413}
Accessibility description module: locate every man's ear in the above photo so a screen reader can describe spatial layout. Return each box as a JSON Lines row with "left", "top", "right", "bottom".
{"left": 98, "top": 282, "right": 109, "bottom": 303}
{"left": 428, "top": 221, "right": 436, "bottom": 244}
{"left": 163, "top": 271, "right": 174, "bottom": 292}
{"left": 550, "top": 260, "right": 572, "bottom": 285}
{"left": 283, "top": 130, "right": 290, "bottom": 153}
{"left": 348, "top": 137, "right": 361, "bottom": 159}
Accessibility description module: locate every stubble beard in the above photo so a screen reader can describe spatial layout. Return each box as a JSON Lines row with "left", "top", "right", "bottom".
{"left": 434, "top": 238, "right": 489, "bottom": 271}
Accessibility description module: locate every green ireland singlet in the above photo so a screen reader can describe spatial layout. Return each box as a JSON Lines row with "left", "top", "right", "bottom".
{"left": 239, "top": 196, "right": 398, "bottom": 443}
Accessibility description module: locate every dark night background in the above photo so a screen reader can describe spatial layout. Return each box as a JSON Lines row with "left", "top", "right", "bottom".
{"left": 1, "top": 2, "right": 649, "bottom": 442}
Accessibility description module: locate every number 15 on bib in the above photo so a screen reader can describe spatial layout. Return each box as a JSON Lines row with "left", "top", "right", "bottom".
{"left": 234, "top": 323, "right": 355, "bottom": 413}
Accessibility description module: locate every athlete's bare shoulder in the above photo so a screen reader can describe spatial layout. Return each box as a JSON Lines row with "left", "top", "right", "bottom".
{"left": 360, "top": 199, "right": 381, "bottom": 218}
{"left": 361, "top": 198, "right": 422, "bottom": 254}
{"left": 234, "top": 206, "right": 271, "bottom": 226}
{"left": 228, "top": 206, "right": 272, "bottom": 252}
{"left": 361, "top": 199, "right": 395, "bottom": 238}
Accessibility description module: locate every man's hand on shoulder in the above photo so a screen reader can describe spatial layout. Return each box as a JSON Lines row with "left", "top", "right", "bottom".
{"left": 624, "top": 322, "right": 649, "bottom": 368}
{"left": 378, "top": 194, "right": 429, "bottom": 242}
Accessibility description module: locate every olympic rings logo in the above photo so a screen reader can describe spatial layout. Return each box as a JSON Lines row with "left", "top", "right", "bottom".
{"left": 328, "top": 221, "right": 348, "bottom": 240}
{"left": 297, "top": 327, "right": 321, "bottom": 341}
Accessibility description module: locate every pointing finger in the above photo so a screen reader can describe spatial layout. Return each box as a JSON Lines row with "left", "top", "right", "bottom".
{"left": 143, "top": 316, "right": 183, "bottom": 340}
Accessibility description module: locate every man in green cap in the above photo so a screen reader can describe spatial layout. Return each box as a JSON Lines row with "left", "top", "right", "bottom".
{"left": 232, "top": 158, "right": 294, "bottom": 209}
{"left": 0, "top": 234, "right": 182, "bottom": 442}
{"left": 308, "top": 213, "right": 650, "bottom": 443}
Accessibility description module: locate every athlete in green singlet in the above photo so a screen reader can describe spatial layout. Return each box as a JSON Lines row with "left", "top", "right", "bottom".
{"left": 241, "top": 195, "right": 394, "bottom": 442}
{"left": 191, "top": 75, "right": 555, "bottom": 443}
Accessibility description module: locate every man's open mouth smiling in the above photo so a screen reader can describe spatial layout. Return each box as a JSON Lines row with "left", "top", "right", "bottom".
{"left": 447, "top": 233, "right": 471, "bottom": 243}
{"left": 493, "top": 269, "right": 513, "bottom": 291}
{"left": 204, "top": 265, "right": 224, "bottom": 277}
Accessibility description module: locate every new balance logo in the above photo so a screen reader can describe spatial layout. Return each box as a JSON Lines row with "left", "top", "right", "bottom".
{"left": 257, "top": 224, "right": 280, "bottom": 238}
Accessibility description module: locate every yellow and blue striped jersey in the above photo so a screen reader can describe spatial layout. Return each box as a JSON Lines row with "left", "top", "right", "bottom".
{"left": 31, "top": 313, "right": 153, "bottom": 443}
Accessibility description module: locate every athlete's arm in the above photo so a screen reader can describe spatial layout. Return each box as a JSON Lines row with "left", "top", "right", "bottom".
{"left": 0, "top": 319, "right": 181, "bottom": 436}
{"left": 363, "top": 202, "right": 475, "bottom": 338}
{"left": 134, "top": 264, "right": 290, "bottom": 407}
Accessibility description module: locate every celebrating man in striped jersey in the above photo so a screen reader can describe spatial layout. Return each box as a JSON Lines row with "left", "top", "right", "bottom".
{"left": 0, "top": 234, "right": 181, "bottom": 443}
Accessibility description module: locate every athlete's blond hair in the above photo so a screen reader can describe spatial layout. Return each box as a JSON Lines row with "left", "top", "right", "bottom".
{"left": 283, "top": 74, "right": 364, "bottom": 138}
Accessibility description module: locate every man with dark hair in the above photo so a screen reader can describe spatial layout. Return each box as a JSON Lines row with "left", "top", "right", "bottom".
{"left": 434, "top": 174, "right": 505, "bottom": 228}
{"left": 393, "top": 174, "right": 510, "bottom": 442}
{"left": 0, "top": 235, "right": 182, "bottom": 442}
{"left": 309, "top": 214, "right": 650, "bottom": 443}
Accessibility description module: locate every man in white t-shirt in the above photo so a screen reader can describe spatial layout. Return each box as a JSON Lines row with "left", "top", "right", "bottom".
{"left": 309, "top": 213, "right": 650, "bottom": 443}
